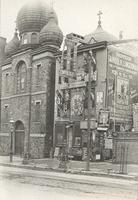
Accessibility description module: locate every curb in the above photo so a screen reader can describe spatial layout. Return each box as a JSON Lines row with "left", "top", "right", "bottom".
{"left": 0, "top": 162, "right": 137, "bottom": 181}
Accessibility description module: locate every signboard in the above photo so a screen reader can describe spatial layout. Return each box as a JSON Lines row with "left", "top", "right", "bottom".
{"left": 59, "top": 69, "right": 75, "bottom": 78}
{"left": 59, "top": 83, "right": 69, "bottom": 90}
{"left": 54, "top": 147, "right": 60, "bottom": 157}
{"left": 133, "top": 103, "right": 138, "bottom": 131}
{"left": 97, "top": 91, "right": 104, "bottom": 104}
{"left": 84, "top": 71, "right": 97, "bottom": 82}
{"left": 69, "top": 81, "right": 86, "bottom": 89}
{"left": 96, "top": 154, "right": 101, "bottom": 160}
{"left": 98, "top": 109, "right": 109, "bottom": 127}
{"left": 82, "top": 147, "right": 87, "bottom": 160}
{"left": 97, "top": 127, "right": 108, "bottom": 131}
{"left": 116, "top": 77, "right": 129, "bottom": 105}
{"left": 80, "top": 119, "right": 97, "bottom": 129}
{"left": 108, "top": 49, "right": 138, "bottom": 72}
{"left": 70, "top": 88, "right": 84, "bottom": 117}
{"left": 107, "top": 47, "right": 138, "bottom": 122}
{"left": 105, "top": 138, "right": 113, "bottom": 149}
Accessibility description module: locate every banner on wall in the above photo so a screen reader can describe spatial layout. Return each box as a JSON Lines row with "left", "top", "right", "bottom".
{"left": 98, "top": 109, "right": 110, "bottom": 128}
{"left": 107, "top": 47, "right": 138, "bottom": 122}
{"left": 116, "top": 77, "right": 129, "bottom": 105}
{"left": 70, "top": 88, "right": 85, "bottom": 118}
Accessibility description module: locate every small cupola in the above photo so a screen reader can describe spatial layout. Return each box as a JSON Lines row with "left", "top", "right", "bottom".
{"left": 39, "top": 12, "right": 63, "bottom": 48}
{"left": 85, "top": 11, "right": 118, "bottom": 43}
{"left": 5, "top": 29, "right": 20, "bottom": 55}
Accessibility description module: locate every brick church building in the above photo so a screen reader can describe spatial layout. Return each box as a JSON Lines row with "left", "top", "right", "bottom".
{"left": 0, "top": 1, "right": 63, "bottom": 159}
{"left": 0, "top": 1, "right": 138, "bottom": 162}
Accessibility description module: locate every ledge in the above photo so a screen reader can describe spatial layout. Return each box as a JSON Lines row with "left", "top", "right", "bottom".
{"left": 30, "top": 134, "right": 46, "bottom": 138}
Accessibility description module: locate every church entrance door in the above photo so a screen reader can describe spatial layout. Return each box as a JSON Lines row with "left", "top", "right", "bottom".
{"left": 15, "top": 121, "right": 25, "bottom": 156}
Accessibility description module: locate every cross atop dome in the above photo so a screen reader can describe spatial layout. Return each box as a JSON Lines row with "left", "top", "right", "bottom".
{"left": 51, "top": 0, "right": 55, "bottom": 9}
{"left": 97, "top": 10, "right": 103, "bottom": 27}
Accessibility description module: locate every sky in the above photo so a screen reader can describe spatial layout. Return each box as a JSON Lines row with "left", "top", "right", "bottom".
{"left": 1, "top": 0, "right": 138, "bottom": 42}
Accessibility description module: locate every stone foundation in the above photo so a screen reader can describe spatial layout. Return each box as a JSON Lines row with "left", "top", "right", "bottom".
{"left": 30, "top": 134, "right": 46, "bottom": 159}
{"left": 0, "top": 133, "right": 48, "bottom": 159}
{"left": 0, "top": 134, "right": 10, "bottom": 155}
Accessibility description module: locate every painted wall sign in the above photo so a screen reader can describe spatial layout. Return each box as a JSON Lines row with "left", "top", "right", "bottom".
{"left": 107, "top": 47, "right": 138, "bottom": 122}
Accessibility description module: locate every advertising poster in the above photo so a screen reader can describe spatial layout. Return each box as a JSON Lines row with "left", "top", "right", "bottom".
{"left": 108, "top": 47, "right": 138, "bottom": 123}
{"left": 70, "top": 88, "right": 85, "bottom": 118}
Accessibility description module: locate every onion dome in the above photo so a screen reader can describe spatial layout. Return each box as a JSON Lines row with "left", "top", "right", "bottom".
{"left": 39, "top": 13, "right": 63, "bottom": 48}
{"left": 5, "top": 29, "right": 20, "bottom": 55}
{"left": 16, "top": 1, "right": 58, "bottom": 35}
{"left": 85, "top": 11, "right": 118, "bottom": 43}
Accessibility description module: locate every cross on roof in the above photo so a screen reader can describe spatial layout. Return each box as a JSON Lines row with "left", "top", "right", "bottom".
{"left": 51, "top": 0, "right": 55, "bottom": 9}
{"left": 97, "top": 10, "right": 103, "bottom": 26}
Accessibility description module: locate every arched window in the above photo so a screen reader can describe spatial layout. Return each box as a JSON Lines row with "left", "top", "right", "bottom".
{"left": 16, "top": 62, "right": 27, "bottom": 93}
{"left": 31, "top": 33, "right": 37, "bottom": 44}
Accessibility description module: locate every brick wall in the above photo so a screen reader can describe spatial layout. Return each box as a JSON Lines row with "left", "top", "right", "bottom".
{"left": 0, "top": 49, "right": 56, "bottom": 158}
{"left": 0, "top": 134, "right": 10, "bottom": 155}
{"left": 30, "top": 135, "right": 46, "bottom": 158}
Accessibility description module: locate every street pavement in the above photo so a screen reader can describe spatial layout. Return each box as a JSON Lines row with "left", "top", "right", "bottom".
{"left": 0, "top": 165, "right": 137, "bottom": 200}
{"left": 0, "top": 156, "right": 138, "bottom": 180}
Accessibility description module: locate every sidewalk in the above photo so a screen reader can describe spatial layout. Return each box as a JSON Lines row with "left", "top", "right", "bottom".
{"left": 0, "top": 155, "right": 138, "bottom": 180}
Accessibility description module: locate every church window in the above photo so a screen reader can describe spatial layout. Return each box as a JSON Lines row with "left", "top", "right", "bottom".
{"left": 5, "top": 73, "right": 9, "bottom": 92}
{"left": 36, "top": 64, "right": 41, "bottom": 85}
{"left": 16, "top": 62, "right": 27, "bottom": 93}
{"left": 4, "top": 105, "right": 9, "bottom": 122}
{"left": 35, "top": 100, "right": 41, "bottom": 122}
{"left": 31, "top": 33, "right": 37, "bottom": 44}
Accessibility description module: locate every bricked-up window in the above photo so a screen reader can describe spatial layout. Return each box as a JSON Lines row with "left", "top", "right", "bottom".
{"left": 17, "top": 62, "right": 27, "bottom": 93}
{"left": 5, "top": 73, "right": 9, "bottom": 92}
{"left": 35, "top": 101, "right": 41, "bottom": 122}
{"left": 36, "top": 64, "right": 41, "bottom": 85}
{"left": 4, "top": 105, "right": 9, "bottom": 122}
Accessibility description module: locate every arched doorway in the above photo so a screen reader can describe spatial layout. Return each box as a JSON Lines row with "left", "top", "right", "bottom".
{"left": 15, "top": 121, "right": 25, "bottom": 156}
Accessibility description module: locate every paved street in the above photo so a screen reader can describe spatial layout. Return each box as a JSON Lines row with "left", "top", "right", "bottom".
{"left": 0, "top": 166, "right": 137, "bottom": 200}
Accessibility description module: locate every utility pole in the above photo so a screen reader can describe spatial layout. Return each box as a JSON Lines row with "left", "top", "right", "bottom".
{"left": 86, "top": 50, "right": 96, "bottom": 171}
{"left": 86, "top": 52, "right": 92, "bottom": 171}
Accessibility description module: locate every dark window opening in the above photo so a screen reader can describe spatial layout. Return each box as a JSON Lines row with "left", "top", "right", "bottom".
{"left": 35, "top": 101, "right": 41, "bottom": 122}
{"left": 4, "top": 105, "right": 9, "bottom": 123}
{"left": 31, "top": 33, "right": 37, "bottom": 44}
{"left": 36, "top": 64, "right": 41, "bottom": 85}
{"left": 17, "top": 62, "right": 27, "bottom": 93}
{"left": 5, "top": 73, "right": 9, "bottom": 92}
